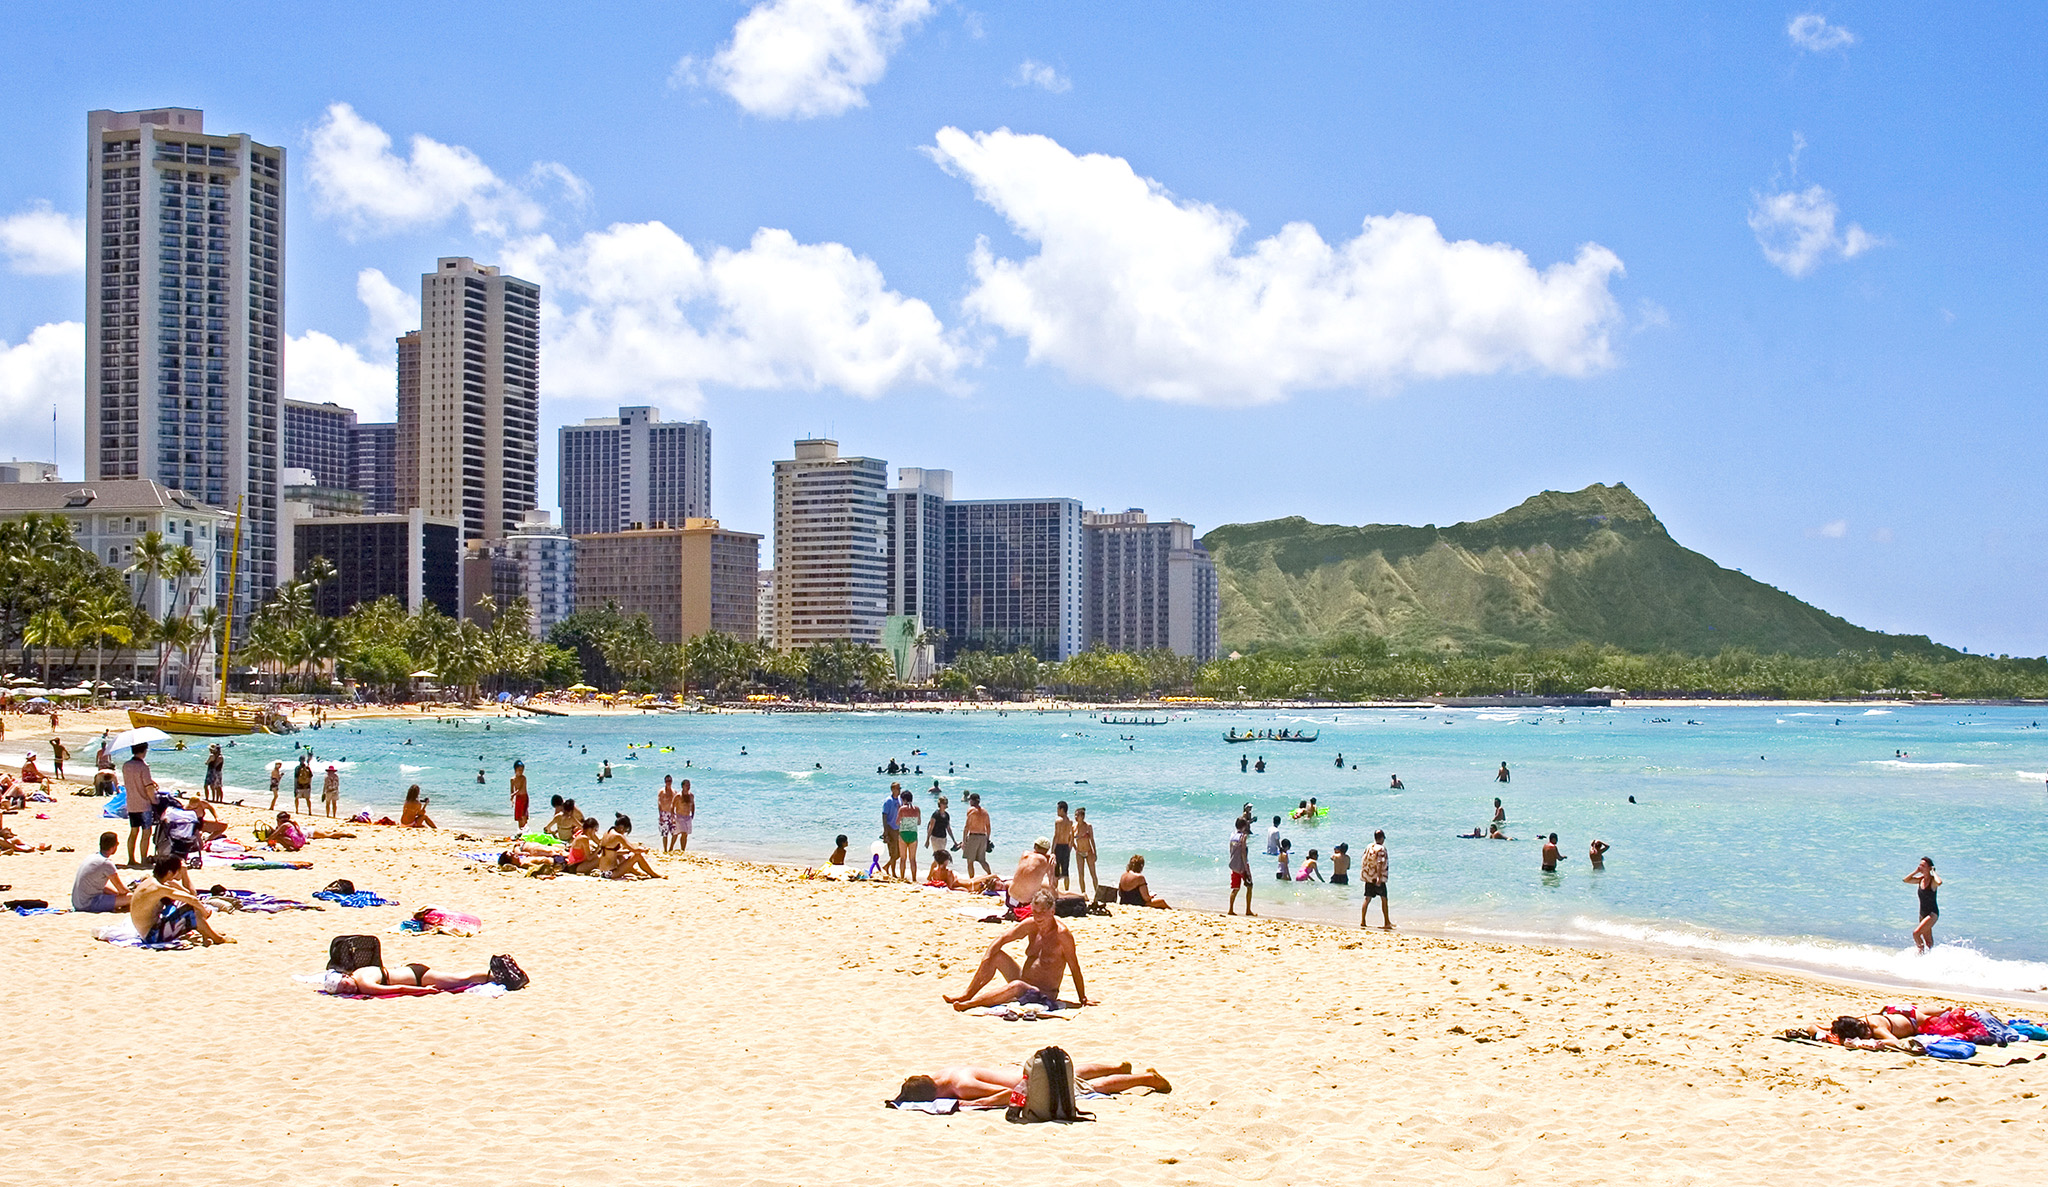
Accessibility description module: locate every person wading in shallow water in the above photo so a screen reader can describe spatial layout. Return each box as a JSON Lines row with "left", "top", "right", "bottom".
{"left": 1903, "top": 857, "right": 1942, "bottom": 951}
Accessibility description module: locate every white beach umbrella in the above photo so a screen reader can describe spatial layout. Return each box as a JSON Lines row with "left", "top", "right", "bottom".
{"left": 410, "top": 670, "right": 438, "bottom": 679}
{"left": 110, "top": 726, "right": 170, "bottom": 751}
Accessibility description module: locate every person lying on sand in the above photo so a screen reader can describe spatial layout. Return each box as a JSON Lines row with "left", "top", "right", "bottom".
{"left": 599, "top": 814, "right": 663, "bottom": 879}
{"left": 943, "top": 889, "right": 1094, "bottom": 1012}
{"left": 893, "top": 1060, "right": 1172, "bottom": 1108}
{"left": 129, "top": 856, "right": 234, "bottom": 945}
{"left": 329, "top": 959, "right": 503, "bottom": 997}
{"left": 267, "top": 812, "right": 354, "bottom": 851}
{"left": 925, "top": 847, "right": 1001, "bottom": 893}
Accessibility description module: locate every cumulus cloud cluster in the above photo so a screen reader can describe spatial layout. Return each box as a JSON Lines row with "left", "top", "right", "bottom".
{"left": 685, "top": 0, "right": 935, "bottom": 119}
{"left": 0, "top": 203, "right": 86, "bottom": 276}
{"left": 509, "top": 222, "right": 968, "bottom": 404}
{"left": 306, "top": 103, "right": 585, "bottom": 238}
{"left": 926, "top": 127, "right": 1625, "bottom": 404}
{"left": 303, "top": 107, "right": 964, "bottom": 410}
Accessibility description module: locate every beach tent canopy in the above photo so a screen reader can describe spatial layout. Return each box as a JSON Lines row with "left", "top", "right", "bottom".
{"left": 410, "top": 670, "right": 438, "bottom": 679}
{"left": 22, "top": 697, "right": 49, "bottom": 706}
{"left": 1583, "top": 686, "right": 1623, "bottom": 694}
{"left": 497, "top": 691, "right": 512, "bottom": 701}
{"left": 566, "top": 683, "right": 597, "bottom": 692}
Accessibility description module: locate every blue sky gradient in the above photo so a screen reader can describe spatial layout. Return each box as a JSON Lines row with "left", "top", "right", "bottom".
{"left": 1, "top": 2, "right": 2042, "bottom": 652}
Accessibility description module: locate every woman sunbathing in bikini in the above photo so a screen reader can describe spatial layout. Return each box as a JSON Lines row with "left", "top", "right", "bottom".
{"left": 329, "top": 960, "right": 500, "bottom": 997}
{"left": 925, "top": 848, "right": 1002, "bottom": 893}
{"left": 893, "top": 1058, "right": 1171, "bottom": 1108}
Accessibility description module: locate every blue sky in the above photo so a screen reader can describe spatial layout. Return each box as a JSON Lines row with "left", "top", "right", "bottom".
{"left": 2, "top": 2, "right": 2043, "bottom": 653}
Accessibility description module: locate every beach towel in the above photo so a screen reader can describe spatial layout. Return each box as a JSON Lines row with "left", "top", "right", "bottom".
{"left": 458, "top": 851, "right": 500, "bottom": 864}
{"left": 233, "top": 861, "right": 313, "bottom": 871}
{"left": 1919, "top": 1009, "right": 1994, "bottom": 1043}
{"left": 203, "top": 890, "right": 321, "bottom": 914}
{"left": 884, "top": 1099, "right": 961, "bottom": 1114}
{"left": 966, "top": 1002, "right": 1071, "bottom": 1022}
{"left": 8, "top": 904, "right": 67, "bottom": 916}
{"left": 314, "top": 890, "right": 398, "bottom": 908}
{"left": 102, "top": 791, "right": 126, "bottom": 819}
{"left": 2006, "top": 1019, "right": 2048, "bottom": 1041}
{"left": 1968, "top": 1012, "right": 2023, "bottom": 1046}
{"left": 400, "top": 907, "right": 483, "bottom": 937}
{"left": 94, "top": 920, "right": 200, "bottom": 950}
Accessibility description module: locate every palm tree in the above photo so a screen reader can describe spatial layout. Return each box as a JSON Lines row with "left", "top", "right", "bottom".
{"left": 181, "top": 605, "right": 220, "bottom": 702}
{"left": 73, "top": 590, "right": 135, "bottom": 690}
{"left": 153, "top": 612, "right": 195, "bottom": 697}
{"left": 127, "top": 529, "right": 172, "bottom": 610}
{"left": 23, "top": 607, "right": 68, "bottom": 685}
{"left": 165, "top": 544, "right": 204, "bottom": 622}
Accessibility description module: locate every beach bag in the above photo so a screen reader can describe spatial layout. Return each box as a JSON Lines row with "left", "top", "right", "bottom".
{"left": 1918, "top": 1037, "right": 1975, "bottom": 1061}
{"left": 489, "top": 954, "right": 530, "bottom": 991}
{"left": 1005, "top": 1046, "right": 1093, "bottom": 1124}
{"left": 327, "top": 934, "right": 382, "bottom": 972}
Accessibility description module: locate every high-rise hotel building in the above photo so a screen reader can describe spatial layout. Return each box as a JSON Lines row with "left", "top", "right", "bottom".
{"left": 772, "top": 439, "right": 889, "bottom": 648}
{"left": 86, "top": 107, "right": 284, "bottom": 614}
{"left": 886, "top": 467, "right": 1084, "bottom": 662}
{"left": 558, "top": 406, "right": 711, "bottom": 535}
{"left": 411, "top": 258, "right": 538, "bottom": 542}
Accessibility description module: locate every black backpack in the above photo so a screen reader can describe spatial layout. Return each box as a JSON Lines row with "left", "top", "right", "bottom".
{"left": 1005, "top": 1046, "right": 1094, "bottom": 1124}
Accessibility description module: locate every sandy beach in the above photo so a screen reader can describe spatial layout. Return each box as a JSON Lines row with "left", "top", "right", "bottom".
{"left": 1, "top": 738, "right": 2041, "bottom": 1187}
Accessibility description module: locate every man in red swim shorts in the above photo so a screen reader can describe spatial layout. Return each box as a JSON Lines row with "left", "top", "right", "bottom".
{"left": 1228, "top": 817, "right": 1255, "bottom": 917}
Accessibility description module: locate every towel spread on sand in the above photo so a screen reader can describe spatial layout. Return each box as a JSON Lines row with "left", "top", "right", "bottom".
{"left": 233, "top": 861, "right": 313, "bottom": 871}
{"left": 966, "top": 1003, "right": 1071, "bottom": 1022}
{"left": 884, "top": 1099, "right": 961, "bottom": 1114}
{"left": 94, "top": 920, "right": 199, "bottom": 950}
{"left": 203, "top": 890, "right": 321, "bottom": 914}
{"left": 398, "top": 907, "right": 483, "bottom": 937}
{"left": 314, "top": 890, "right": 398, "bottom": 908}
{"left": 9, "top": 905, "right": 68, "bottom": 917}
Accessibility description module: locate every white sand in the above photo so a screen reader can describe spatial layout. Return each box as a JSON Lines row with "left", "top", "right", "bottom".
{"left": 1, "top": 764, "right": 2042, "bottom": 1185}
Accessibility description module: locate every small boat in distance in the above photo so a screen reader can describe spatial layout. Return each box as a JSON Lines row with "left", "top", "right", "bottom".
{"left": 1224, "top": 728, "right": 1319, "bottom": 743}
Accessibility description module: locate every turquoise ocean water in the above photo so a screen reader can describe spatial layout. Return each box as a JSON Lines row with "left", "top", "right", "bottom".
{"left": 143, "top": 704, "right": 2048, "bottom": 998}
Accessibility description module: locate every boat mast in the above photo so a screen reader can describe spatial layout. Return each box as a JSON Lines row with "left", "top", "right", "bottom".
{"left": 217, "top": 497, "right": 243, "bottom": 706}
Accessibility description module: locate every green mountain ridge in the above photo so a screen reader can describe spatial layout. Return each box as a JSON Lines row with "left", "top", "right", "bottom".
{"left": 1201, "top": 483, "right": 1955, "bottom": 658}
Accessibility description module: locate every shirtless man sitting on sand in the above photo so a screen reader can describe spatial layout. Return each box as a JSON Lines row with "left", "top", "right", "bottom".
{"left": 1007, "top": 838, "right": 1086, "bottom": 913}
{"left": 942, "top": 889, "right": 1094, "bottom": 1012}
{"left": 128, "top": 856, "right": 234, "bottom": 945}
{"left": 894, "top": 1058, "right": 1172, "bottom": 1108}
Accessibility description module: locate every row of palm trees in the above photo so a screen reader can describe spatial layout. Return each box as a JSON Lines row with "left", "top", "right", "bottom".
{"left": 0, "top": 515, "right": 219, "bottom": 696}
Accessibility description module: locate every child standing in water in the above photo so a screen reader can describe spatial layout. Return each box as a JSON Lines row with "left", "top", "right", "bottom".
{"left": 1328, "top": 843, "right": 1351, "bottom": 885}
{"left": 1274, "top": 837, "right": 1293, "bottom": 881}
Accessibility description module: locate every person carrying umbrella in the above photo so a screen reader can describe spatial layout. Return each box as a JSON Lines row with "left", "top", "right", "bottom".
{"left": 110, "top": 727, "right": 170, "bottom": 867}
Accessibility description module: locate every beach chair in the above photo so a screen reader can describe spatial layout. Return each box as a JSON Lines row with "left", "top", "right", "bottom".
{"left": 1090, "top": 885, "right": 1117, "bottom": 907}
{"left": 327, "top": 934, "right": 383, "bottom": 973}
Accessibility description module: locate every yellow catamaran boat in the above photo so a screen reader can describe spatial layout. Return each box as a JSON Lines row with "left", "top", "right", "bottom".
{"left": 128, "top": 498, "right": 287, "bottom": 737}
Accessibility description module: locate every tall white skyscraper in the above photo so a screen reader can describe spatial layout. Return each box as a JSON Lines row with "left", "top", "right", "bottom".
{"left": 772, "top": 439, "right": 889, "bottom": 649}
{"left": 557, "top": 406, "right": 711, "bottom": 535}
{"left": 413, "top": 257, "right": 539, "bottom": 542}
{"left": 86, "top": 107, "right": 284, "bottom": 616}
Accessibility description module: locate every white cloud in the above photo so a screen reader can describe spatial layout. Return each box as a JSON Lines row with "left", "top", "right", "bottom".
{"left": 1814, "top": 519, "right": 1849, "bottom": 539}
{"left": 356, "top": 268, "right": 417, "bottom": 347}
{"left": 0, "top": 323, "right": 84, "bottom": 468}
{"left": 925, "top": 127, "right": 1625, "bottom": 405}
{"left": 1748, "top": 184, "right": 1879, "bottom": 277}
{"left": 282, "top": 270, "right": 415, "bottom": 421}
{"left": 694, "top": 0, "right": 936, "bottom": 119}
{"left": 305, "top": 102, "right": 581, "bottom": 238}
{"left": 527, "top": 221, "right": 968, "bottom": 406}
{"left": 1788, "top": 14, "right": 1857, "bottom": 53}
{"left": 0, "top": 203, "right": 86, "bottom": 275}
{"left": 1012, "top": 59, "right": 1070, "bottom": 93}
{"left": 286, "top": 330, "right": 395, "bottom": 421}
